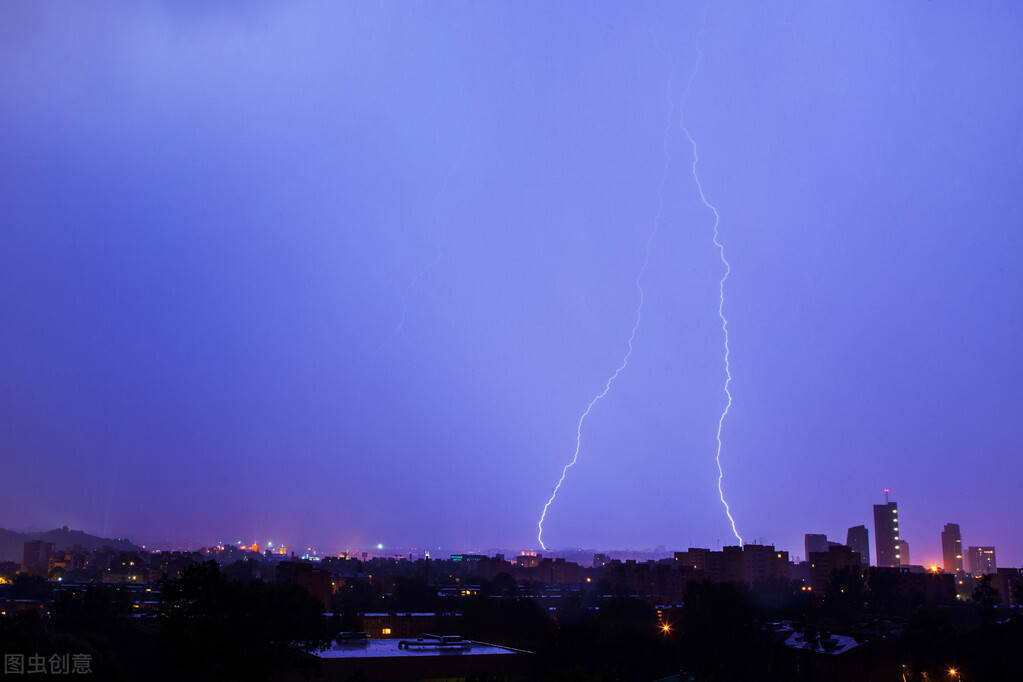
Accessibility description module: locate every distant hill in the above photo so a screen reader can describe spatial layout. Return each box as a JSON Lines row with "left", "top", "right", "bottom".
{"left": 0, "top": 527, "right": 140, "bottom": 563}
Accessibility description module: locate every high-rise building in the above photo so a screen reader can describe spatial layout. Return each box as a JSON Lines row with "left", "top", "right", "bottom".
{"left": 740, "top": 545, "right": 790, "bottom": 585}
{"left": 809, "top": 545, "right": 863, "bottom": 592}
{"left": 846, "top": 525, "right": 870, "bottom": 567}
{"left": 675, "top": 545, "right": 788, "bottom": 585}
{"left": 873, "top": 499, "right": 902, "bottom": 567}
{"left": 941, "top": 523, "right": 964, "bottom": 573}
{"left": 686, "top": 547, "right": 712, "bottom": 572}
{"left": 22, "top": 540, "right": 55, "bottom": 576}
{"left": 514, "top": 552, "right": 541, "bottom": 569}
{"left": 900, "top": 539, "right": 911, "bottom": 566}
{"left": 804, "top": 534, "right": 829, "bottom": 561}
{"left": 992, "top": 568, "right": 1023, "bottom": 606}
{"left": 966, "top": 546, "right": 996, "bottom": 577}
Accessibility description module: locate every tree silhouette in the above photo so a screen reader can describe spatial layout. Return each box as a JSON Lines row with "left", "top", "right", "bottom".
{"left": 158, "top": 561, "right": 331, "bottom": 681}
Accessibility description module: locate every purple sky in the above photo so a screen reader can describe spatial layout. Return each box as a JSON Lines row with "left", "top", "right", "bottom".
{"left": 2, "top": 2, "right": 1022, "bottom": 565}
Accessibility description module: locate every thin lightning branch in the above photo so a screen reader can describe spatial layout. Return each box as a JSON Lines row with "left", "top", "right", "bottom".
{"left": 537, "top": 61, "right": 676, "bottom": 552}
{"left": 680, "top": 40, "right": 743, "bottom": 546}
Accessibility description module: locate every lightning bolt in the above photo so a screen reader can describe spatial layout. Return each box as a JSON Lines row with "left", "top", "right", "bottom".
{"left": 537, "top": 62, "right": 677, "bottom": 552}
{"left": 680, "top": 41, "right": 743, "bottom": 546}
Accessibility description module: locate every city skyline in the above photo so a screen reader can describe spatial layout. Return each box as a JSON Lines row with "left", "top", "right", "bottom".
{"left": 2, "top": 3, "right": 1022, "bottom": 563}
{"left": 4, "top": 488, "right": 1012, "bottom": 574}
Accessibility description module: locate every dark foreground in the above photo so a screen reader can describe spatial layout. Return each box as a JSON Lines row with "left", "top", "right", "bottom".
{"left": 2, "top": 562, "right": 1021, "bottom": 681}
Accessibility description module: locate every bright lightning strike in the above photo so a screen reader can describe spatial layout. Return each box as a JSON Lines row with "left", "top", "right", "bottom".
{"left": 536, "top": 318, "right": 642, "bottom": 552}
{"left": 537, "top": 68, "right": 676, "bottom": 552}
{"left": 680, "top": 43, "right": 743, "bottom": 547}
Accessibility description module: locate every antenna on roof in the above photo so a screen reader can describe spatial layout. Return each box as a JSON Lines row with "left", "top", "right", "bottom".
{"left": 883, "top": 488, "right": 890, "bottom": 504}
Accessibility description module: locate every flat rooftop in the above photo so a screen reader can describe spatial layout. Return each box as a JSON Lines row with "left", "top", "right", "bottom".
{"left": 316, "top": 638, "right": 522, "bottom": 659}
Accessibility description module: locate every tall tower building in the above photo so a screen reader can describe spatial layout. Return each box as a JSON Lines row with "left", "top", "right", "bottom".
{"left": 22, "top": 540, "right": 55, "bottom": 576}
{"left": 804, "top": 534, "right": 829, "bottom": 561}
{"left": 873, "top": 492, "right": 902, "bottom": 567}
{"left": 941, "top": 523, "right": 964, "bottom": 573}
{"left": 846, "top": 525, "right": 870, "bottom": 567}
{"left": 966, "top": 546, "right": 996, "bottom": 577}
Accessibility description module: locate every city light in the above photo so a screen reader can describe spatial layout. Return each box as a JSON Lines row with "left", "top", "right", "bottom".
{"left": 660, "top": 623, "right": 671, "bottom": 634}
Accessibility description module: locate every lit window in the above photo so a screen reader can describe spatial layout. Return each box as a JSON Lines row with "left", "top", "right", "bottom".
{"left": 381, "top": 628, "right": 391, "bottom": 635}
